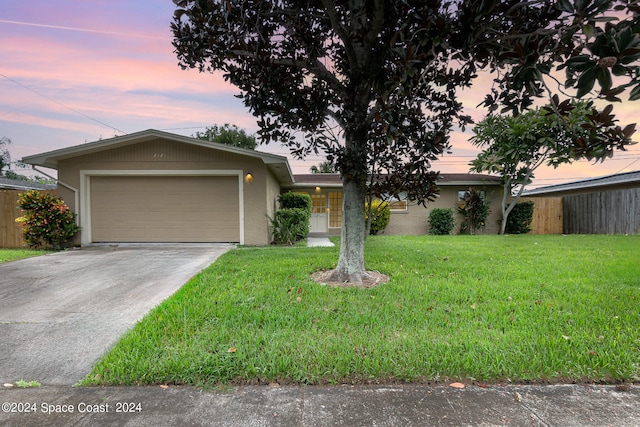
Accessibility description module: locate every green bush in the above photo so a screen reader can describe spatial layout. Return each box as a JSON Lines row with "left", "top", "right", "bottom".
{"left": 278, "top": 191, "right": 312, "bottom": 210}
{"left": 269, "top": 208, "right": 310, "bottom": 245}
{"left": 15, "top": 190, "right": 79, "bottom": 250}
{"left": 365, "top": 200, "right": 391, "bottom": 235}
{"left": 505, "top": 201, "right": 535, "bottom": 234}
{"left": 428, "top": 208, "right": 455, "bottom": 235}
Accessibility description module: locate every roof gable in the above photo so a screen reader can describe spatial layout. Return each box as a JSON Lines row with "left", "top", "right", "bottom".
{"left": 21, "top": 129, "right": 294, "bottom": 184}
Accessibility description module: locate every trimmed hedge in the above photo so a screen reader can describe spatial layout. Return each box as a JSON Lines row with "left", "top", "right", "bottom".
{"left": 270, "top": 192, "right": 312, "bottom": 245}
{"left": 428, "top": 208, "right": 455, "bottom": 235}
{"left": 505, "top": 201, "right": 535, "bottom": 234}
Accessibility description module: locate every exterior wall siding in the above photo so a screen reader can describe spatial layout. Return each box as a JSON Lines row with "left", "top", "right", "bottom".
{"left": 385, "top": 186, "right": 503, "bottom": 235}
{"left": 290, "top": 184, "right": 503, "bottom": 236}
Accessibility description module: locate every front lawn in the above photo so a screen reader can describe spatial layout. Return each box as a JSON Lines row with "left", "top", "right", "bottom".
{"left": 84, "top": 235, "right": 640, "bottom": 386}
{"left": 0, "top": 249, "right": 48, "bottom": 263}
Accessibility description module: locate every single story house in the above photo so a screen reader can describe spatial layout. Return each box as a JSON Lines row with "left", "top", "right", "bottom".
{"left": 21, "top": 129, "right": 503, "bottom": 245}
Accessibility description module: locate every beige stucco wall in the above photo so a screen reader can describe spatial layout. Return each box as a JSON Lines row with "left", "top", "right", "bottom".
{"left": 385, "top": 185, "right": 503, "bottom": 235}
{"left": 289, "top": 184, "right": 503, "bottom": 236}
{"left": 56, "top": 137, "right": 273, "bottom": 245}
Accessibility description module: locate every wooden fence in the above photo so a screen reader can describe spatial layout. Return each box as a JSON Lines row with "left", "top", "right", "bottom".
{"left": 563, "top": 188, "right": 640, "bottom": 234}
{"left": 520, "top": 197, "right": 563, "bottom": 234}
{"left": 0, "top": 189, "right": 58, "bottom": 248}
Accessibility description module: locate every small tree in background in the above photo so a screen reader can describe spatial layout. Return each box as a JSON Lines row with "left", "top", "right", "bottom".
{"left": 457, "top": 188, "right": 490, "bottom": 235}
{"left": 193, "top": 124, "right": 257, "bottom": 150}
{"left": 16, "top": 190, "right": 79, "bottom": 250}
{"left": 505, "top": 201, "right": 535, "bottom": 234}
{"left": 470, "top": 100, "right": 634, "bottom": 234}
{"left": 429, "top": 208, "right": 455, "bottom": 235}
{"left": 310, "top": 161, "right": 336, "bottom": 174}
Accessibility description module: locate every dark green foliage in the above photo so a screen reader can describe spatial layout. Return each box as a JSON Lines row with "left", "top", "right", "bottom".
{"left": 505, "top": 201, "right": 535, "bottom": 234}
{"left": 310, "top": 161, "right": 336, "bottom": 173}
{"left": 270, "top": 192, "right": 312, "bottom": 245}
{"left": 192, "top": 124, "right": 257, "bottom": 150}
{"left": 16, "top": 190, "right": 79, "bottom": 250}
{"left": 279, "top": 191, "right": 312, "bottom": 210}
{"left": 365, "top": 200, "right": 390, "bottom": 235}
{"left": 457, "top": 188, "right": 490, "bottom": 235}
{"left": 429, "top": 208, "right": 455, "bottom": 235}
{"left": 269, "top": 208, "right": 310, "bottom": 245}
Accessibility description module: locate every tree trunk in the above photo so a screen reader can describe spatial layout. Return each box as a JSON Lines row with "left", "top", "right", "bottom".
{"left": 328, "top": 177, "right": 371, "bottom": 284}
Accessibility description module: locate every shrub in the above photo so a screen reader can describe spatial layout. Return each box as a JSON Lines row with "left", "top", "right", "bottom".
{"left": 15, "top": 190, "right": 79, "bottom": 250}
{"left": 278, "top": 191, "right": 312, "bottom": 210}
{"left": 269, "top": 208, "right": 310, "bottom": 245}
{"left": 365, "top": 200, "right": 390, "bottom": 235}
{"left": 428, "top": 208, "right": 455, "bottom": 235}
{"left": 505, "top": 201, "right": 535, "bottom": 234}
{"left": 457, "top": 188, "right": 490, "bottom": 235}
{"left": 270, "top": 192, "right": 312, "bottom": 245}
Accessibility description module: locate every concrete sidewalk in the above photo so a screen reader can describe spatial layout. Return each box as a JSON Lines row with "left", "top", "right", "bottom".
{"left": 307, "top": 236, "right": 335, "bottom": 247}
{"left": 1, "top": 383, "right": 638, "bottom": 426}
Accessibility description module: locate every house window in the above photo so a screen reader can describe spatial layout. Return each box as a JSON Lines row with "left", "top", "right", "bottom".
{"left": 386, "top": 192, "right": 408, "bottom": 212}
{"left": 388, "top": 199, "right": 407, "bottom": 211}
{"left": 457, "top": 190, "right": 485, "bottom": 208}
{"left": 311, "top": 194, "right": 326, "bottom": 214}
{"left": 329, "top": 192, "right": 342, "bottom": 227}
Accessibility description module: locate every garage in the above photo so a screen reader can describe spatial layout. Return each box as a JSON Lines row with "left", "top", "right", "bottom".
{"left": 89, "top": 175, "right": 240, "bottom": 243}
{"left": 21, "top": 129, "right": 295, "bottom": 246}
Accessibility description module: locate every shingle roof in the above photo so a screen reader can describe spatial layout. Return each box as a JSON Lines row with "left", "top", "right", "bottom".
{"left": 291, "top": 173, "right": 501, "bottom": 186}
{"left": 0, "top": 177, "right": 56, "bottom": 191}
{"left": 522, "top": 170, "right": 640, "bottom": 196}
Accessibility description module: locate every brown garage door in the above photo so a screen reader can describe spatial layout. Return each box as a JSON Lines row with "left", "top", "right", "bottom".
{"left": 90, "top": 175, "right": 240, "bottom": 243}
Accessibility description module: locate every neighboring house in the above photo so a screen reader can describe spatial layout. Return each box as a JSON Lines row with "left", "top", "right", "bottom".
{"left": 0, "top": 177, "right": 56, "bottom": 191}
{"left": 21, "top": 129, "right": 503, "bottom": 246}
{"left": 522, "top": 170, "right": 640, "bottom": 235}
{"left": 522, "top": 170, "right": 640, "bottom": 197}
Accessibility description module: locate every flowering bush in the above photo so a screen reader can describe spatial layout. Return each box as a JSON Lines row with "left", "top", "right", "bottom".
{"left": 365, "top": 200, "right": 390, "bottom": 235}
{"left": 15, "top": 190, "right": 79, "bottom": 249}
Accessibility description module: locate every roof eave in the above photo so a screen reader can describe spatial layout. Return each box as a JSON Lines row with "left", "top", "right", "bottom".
{"left": 20, "top": 129, "right": 295, "bottom": 184}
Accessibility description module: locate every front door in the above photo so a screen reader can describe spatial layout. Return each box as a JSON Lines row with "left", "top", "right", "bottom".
{"left": 310, "top": 194, "right": 328, "bottom": 233}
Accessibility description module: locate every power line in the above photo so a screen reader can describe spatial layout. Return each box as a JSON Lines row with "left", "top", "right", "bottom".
{"left": 1, "top": 72, "right": 127, "bottom": 135}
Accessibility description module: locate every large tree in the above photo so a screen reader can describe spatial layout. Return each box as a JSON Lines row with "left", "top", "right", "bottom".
{"left": 172, "top": 0, "right": 639, "bottom": 283}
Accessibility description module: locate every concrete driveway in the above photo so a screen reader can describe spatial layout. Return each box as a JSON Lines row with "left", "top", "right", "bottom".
{"left": 0, "top": 244, "right": 232, "bottom": 386}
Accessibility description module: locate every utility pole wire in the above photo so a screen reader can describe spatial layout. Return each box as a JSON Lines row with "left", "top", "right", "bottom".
{"left": 0, "top": 72, "right": 127, "bottom": 135}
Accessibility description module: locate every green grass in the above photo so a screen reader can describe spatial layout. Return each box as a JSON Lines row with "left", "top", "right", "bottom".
{"left": 0, "top": 249, "right": 48, "bottom": 263}
{"left": 83, "top": 235, "right": 640, "bottom": 387}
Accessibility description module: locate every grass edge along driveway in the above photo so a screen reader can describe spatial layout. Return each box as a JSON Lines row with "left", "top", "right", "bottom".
{"left": 83, "top": 235, "right": 640, "bottom": 387}
{"left": 0, "top": 249, "right": 48, "bottom": 263}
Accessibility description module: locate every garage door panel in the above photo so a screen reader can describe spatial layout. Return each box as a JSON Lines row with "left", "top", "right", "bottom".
{"left": 90, "top": 176, "right": 239, "bottom": 243}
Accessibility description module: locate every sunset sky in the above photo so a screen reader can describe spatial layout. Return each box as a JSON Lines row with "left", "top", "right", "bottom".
{"left": 2, "top": 0, "right": 639, "bottom": 188}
